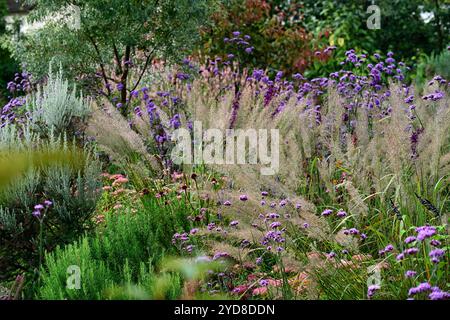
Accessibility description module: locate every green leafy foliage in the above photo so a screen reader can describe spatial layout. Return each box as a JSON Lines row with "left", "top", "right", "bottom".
{"left": 15, "top": 0, "right": 218, "bottom": 110}
{"left": 2, "top": 0, "right": 449, "bottom": 302}
{"left": 0, "top": 0, "right": 19, "bottom": 103}
{"left": 26, "top": 66, "right": 90, "bottom": 135}
{"left": 0, "top": 144, "right": 102, "bottom": 283}
{"left": 299, "top": 0, "right": 449, "bottom": 79}
{"left": 0, "top": 66, "right": 101, "bottom": 286}
{"left": 200, "top": 0, "right": 317, "bottom": 74}
{"left": 36, "top": 192, "right": 193, "bottom": 299}
{"left": 415, "top": 48, "right": 450, "bottom": 87}
{"left": 201, "top": 0, "right": 450, "bottom": 79}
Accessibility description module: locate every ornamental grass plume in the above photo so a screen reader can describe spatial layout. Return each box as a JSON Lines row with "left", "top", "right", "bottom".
{"left": 87, "top": 101, "right": 152, "bottom": 163}
{"left": 177, "top": 54, "right": 450, "bottom": 238}
{"left": 29, "top": 49, "right": 449, "bottom": 300}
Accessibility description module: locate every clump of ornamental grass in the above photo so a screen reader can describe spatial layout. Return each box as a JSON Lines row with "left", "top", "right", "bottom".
{"left": 86, "top": 100, "right": 162, "bottom": 182}
{"left": 183, "top": 72, "right": 450, "bottom": 217}
{"left": 36, "top": 45, "right": 449, "bottom": 300}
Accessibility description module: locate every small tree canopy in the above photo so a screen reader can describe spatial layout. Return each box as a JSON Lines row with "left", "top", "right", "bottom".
{"left": 14, "top": 0, "right": 218, "bottom": 109}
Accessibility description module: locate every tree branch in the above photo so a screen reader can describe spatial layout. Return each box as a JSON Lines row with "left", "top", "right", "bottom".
{"left": 87, "top": 35, "right": 111, "bottom": 96}
{"left": 113, "top": 41, "right": 123, "bottom": 75}
{"left": 120, "top": 45, "right": 132, "bottom": 113}
{"left": 130, "top": 48, "right": 155, "bottom": 93}
{"left": 125, "top": 48, "right": 156, "bottom": 111}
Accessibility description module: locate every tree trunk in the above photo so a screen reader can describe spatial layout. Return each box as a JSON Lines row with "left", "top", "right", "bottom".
{"left": 120, "top": 45, "right": 131, "bottom": 114}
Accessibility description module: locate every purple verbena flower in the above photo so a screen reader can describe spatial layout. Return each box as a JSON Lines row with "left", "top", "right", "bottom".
{"left": 404, "top": 236, "right": 416, "bottom": 244}
{"left": 32, "top": 211, "right": 41, "bottom": 218}
{"left": 245, "top": 47, "right": 254, "bottom": 54}
{"left": 429, "top": 248, "right": 445, "bottom": 264}
{"left": 415, "top": 226, "right": 436, "bottom": 241}
{"left": 230, "top": 220, "right": 239, "bottom": 227}
{"left": 367, "top": 285, "right": 380, "bottom": 299}
{"left": 259, "top": 279, "right": 269, "bottom": 287}
{"left": 429, "top": 289, "right": 450, "bottom": 300}
{"left": 408, "top": 282, "right": 431, "bottom": 296}
{"left": 396, "top": 253, "right": 405, "bottom": 261}
{"left": 405, "top": 270, "right": 417, "bottom": 278}
{"left": 267, "top": 213, "right": 280, "bottom": 219}
{"left": 239, "top": 195, "right": 248, "bottom": 201}
{"left": 213, "top": 252, "right": 229, "bottom": 260}
{"left": 430, "top": 239, "right": 441, "bottom": 247}
{"left": 270, "top": 222, "right": 282, "bottom": 229}
{"left": 336, "top": 210, "right": 347, "bottom": 218}
{"left": 405, "top": 247, "right": 419, "bottom": 255}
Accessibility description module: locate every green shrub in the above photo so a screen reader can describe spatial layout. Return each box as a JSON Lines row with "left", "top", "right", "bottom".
{"left": 415, "top": 48, "right": 450, "bottom": 87}
{"left": 26, "top": 66, "right": 90, "bottom": 135}
{"left": 0, "top": 141, "right": 102, "bottom": 282}
{"left": 0, "top": 0, "right": 20, "bottom": 104}
{"left": 36, "top": 193, "right": 192, "bottom": 299}
{"left": 200, "top": 0, "right": 316, "bottom": 75}
{"left": 0, "top": 67, "right": 100, "bottom": 285}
